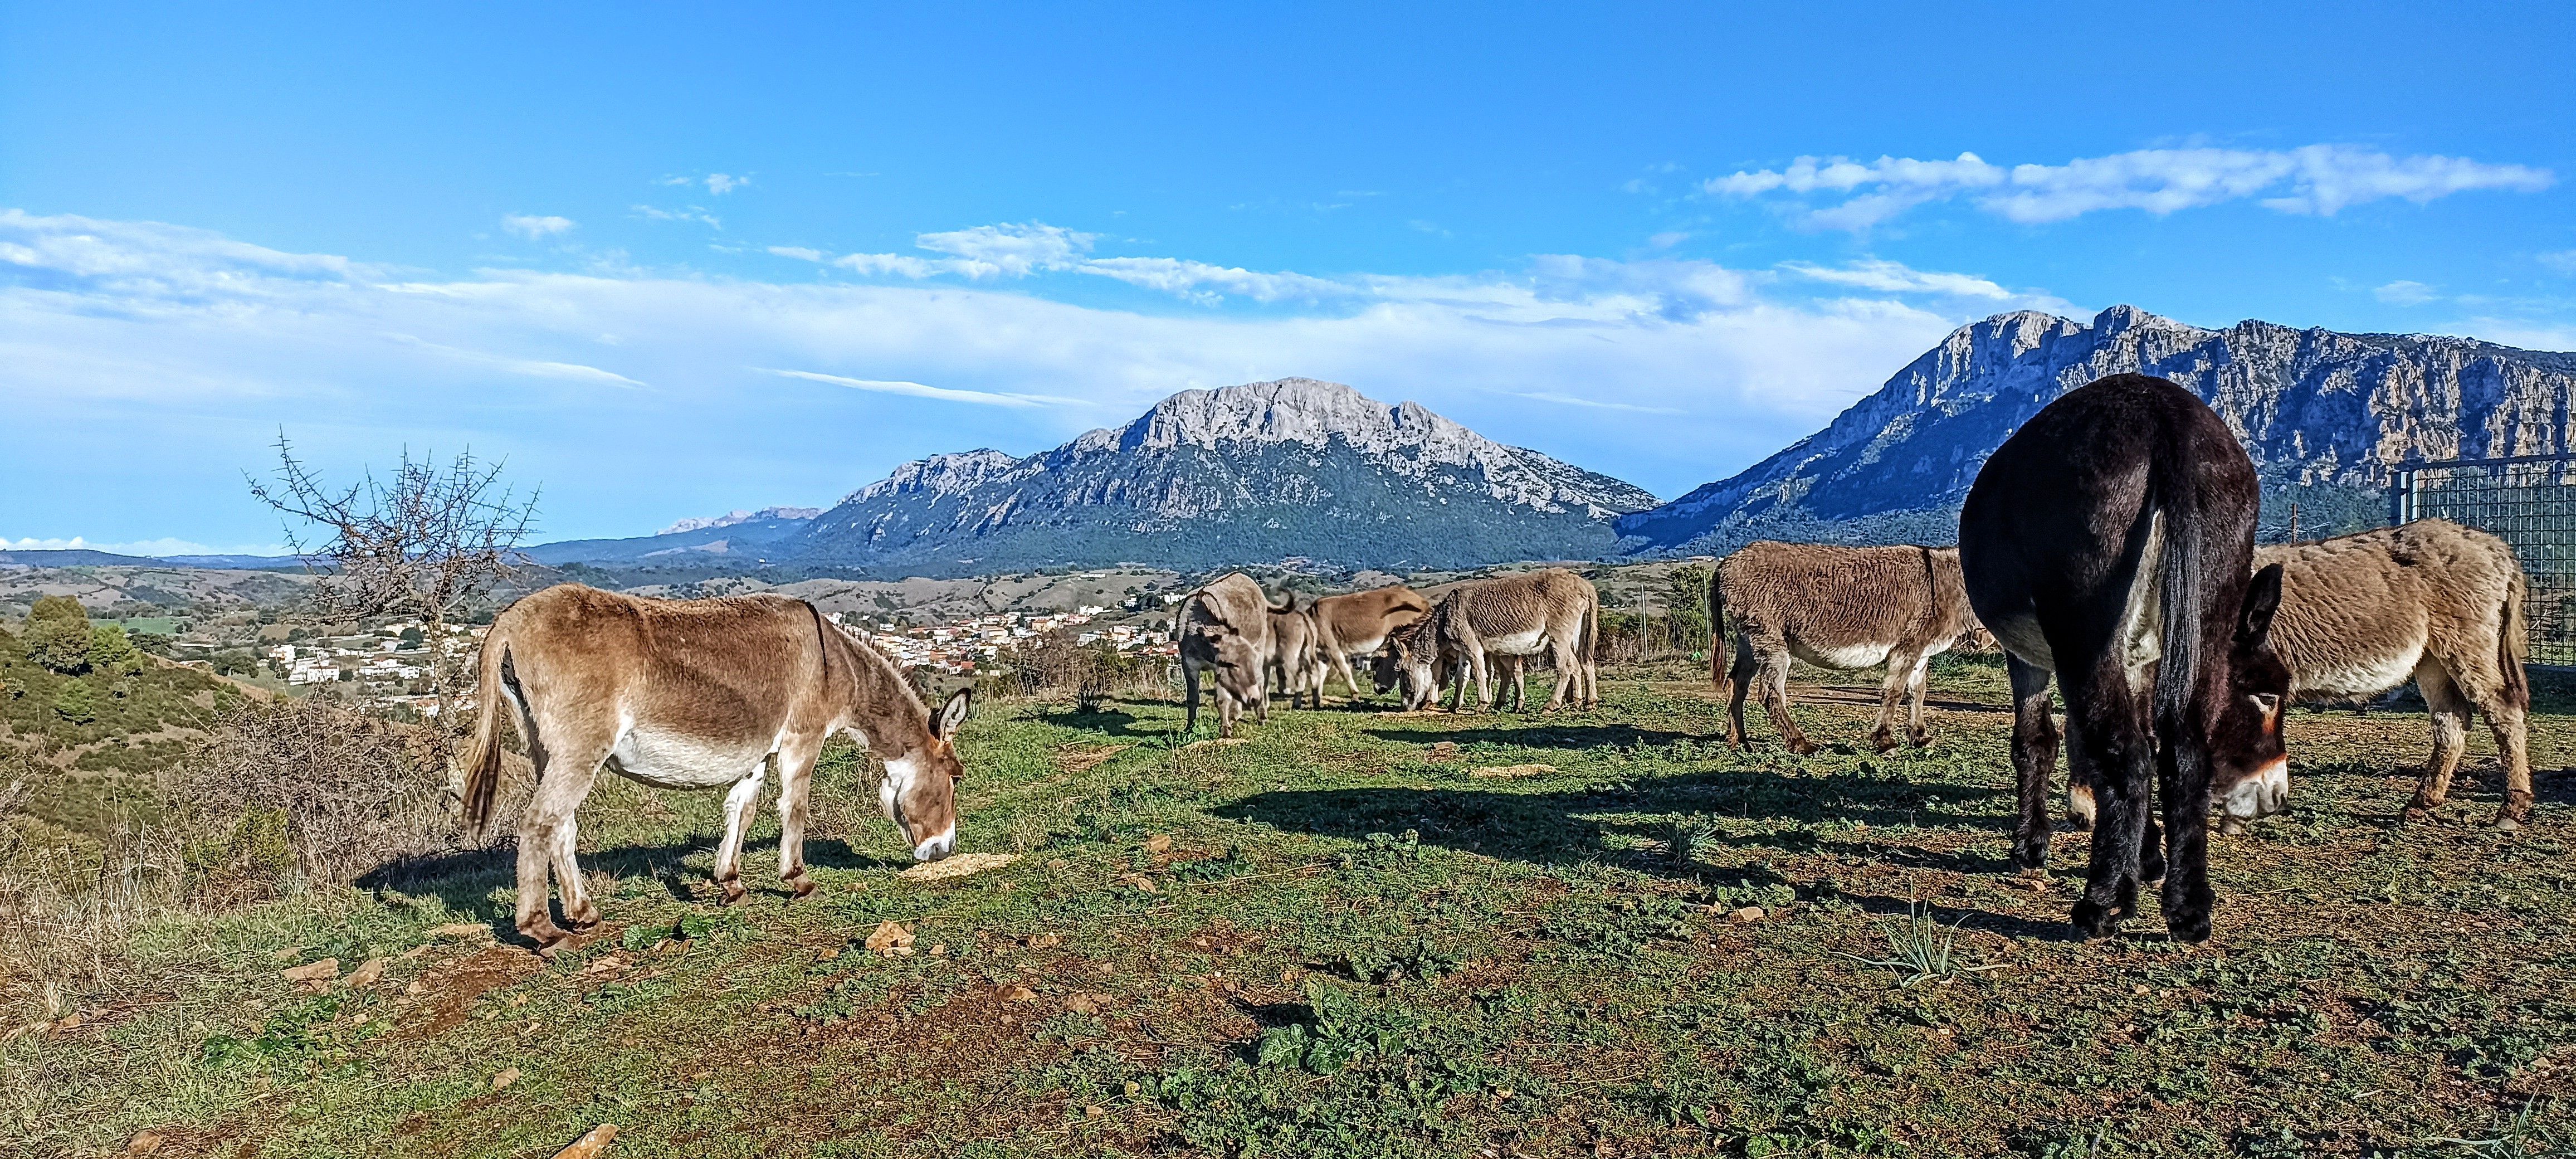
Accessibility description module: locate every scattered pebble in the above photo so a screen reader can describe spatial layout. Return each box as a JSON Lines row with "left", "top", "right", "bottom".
{"left": 125, "top": 1130, "right": 163, "bottom": 1154}
{"left": 1727, "top": 906, "right": 1767, "bottom": 924}
{"left": 865, "top": 921, "right": 916, "bottom": 956}
{"left": 280, "top": 958, "right": 340, "bottom": 983}
{"left": 1143, "top": 834, "right": 1172, "bottom": 853}
{"left": 552, "top": 1124, "right": 618, "bottom": 1159}
{"left": 345, "top": 956, "right": 390, "bottom": 989}
{"left": 491, "top": 1067, "right": 521, "bottom": 1090}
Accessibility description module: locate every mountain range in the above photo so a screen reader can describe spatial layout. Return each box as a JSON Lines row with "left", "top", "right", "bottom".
{"left": 16, "top": 307, "right": 2570, "bottom": 578}
{"left": 1612, "top": 304, "right": 2576, "bottom": 554}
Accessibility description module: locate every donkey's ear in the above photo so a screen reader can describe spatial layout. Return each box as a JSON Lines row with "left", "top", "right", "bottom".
{"left": 2239, "top": 563, "right": 2285, "bottom": 645}
{"left": 936, "top": 688, "right": 972, "bottom": 742}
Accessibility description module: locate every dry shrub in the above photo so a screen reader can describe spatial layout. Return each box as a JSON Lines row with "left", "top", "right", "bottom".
{"left": 174, "top": 697, "right": 458, "bottom": 890}
{"left": 0, "top": 814, "right": 185, "bottom": 1021}
{"left": 1008, "top": 631, "right": 1166, "bottom": 709}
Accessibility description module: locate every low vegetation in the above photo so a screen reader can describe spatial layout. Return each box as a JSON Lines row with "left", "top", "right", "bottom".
{"left": 4, "top": 656, "right": 2568, "bottom": 1157}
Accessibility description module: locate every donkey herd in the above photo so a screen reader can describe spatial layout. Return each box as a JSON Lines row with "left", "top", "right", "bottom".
{"left": 464, "top": 373, "right": 2539, "bottom": 952}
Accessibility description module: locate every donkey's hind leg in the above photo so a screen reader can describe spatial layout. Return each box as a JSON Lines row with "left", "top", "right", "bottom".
{"left": 1868, "top": 650, "right": 1914, "bottom": 753}
{"left": 2406, "top": 663, "right": 2472, "bottom": 823}
{"left": 1753, "top": 640, "right": 1817, "bottom": 755}
{"left": 515, "top": 730, "right": 610, "bottom": 952}
{"left": 775, "top": 738, "right": 824, "bottom": 899}
{"left": 713, "top": 759, "right": 770, "bottom": 904}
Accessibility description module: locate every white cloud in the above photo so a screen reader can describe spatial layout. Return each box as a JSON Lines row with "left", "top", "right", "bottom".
{"left": 2, "top": 534, "right": 289, "bottom": 557}
{"left": 501, "top": 214, "right": 577, "bottom": 240}
{"left": 705, "top": 173, "right": 748, "bottom": 195}
{"left": 2540, "top": 250, "right": 2576, "bottom": 276}
{"left": 764, "top": 368, "right": 1077, "bottom": 408}
{"left": 1, "top": 206, "right": 2060, "bottom": 541}
{"left": 633, "top": 205, "right": 721, "bottom": 229}
{"left": 915, "top": 222, "right": 1096, "bottom": 276}
{"left": 767, "top": 245, "right": 825, "bottom": 262}
{"left": 1708, "top": 145, "right": 2554, "bottom": 230}
{"left": 2374, "top": 280, "right": 2440, "bottom": 306}
{"left": 1077, "top": 257, "right": 1348, "bottom": 304}
{"left": 1780, "top": 259, "right": 2016, "bottom": 300}
{"left": 1509, "top": 392, "right": 1684, "bottom": 415}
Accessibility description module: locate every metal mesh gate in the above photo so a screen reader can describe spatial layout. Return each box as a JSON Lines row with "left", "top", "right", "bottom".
{"left": 2393, "top": 454, "right": 2576, "bottom": 665}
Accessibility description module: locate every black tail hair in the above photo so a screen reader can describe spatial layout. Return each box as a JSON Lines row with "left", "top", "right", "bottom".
{"left": 1707, "top": 565, "right": 1729, "bottom": 691}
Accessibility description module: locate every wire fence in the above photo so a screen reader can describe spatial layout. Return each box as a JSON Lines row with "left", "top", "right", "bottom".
{"left": 2393, "top": 454, "right": 2576, "bottom": 665}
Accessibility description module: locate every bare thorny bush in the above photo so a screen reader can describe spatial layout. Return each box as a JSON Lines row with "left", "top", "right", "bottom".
{"left": 247, "top": 434, "right": 539, "bottom": 767}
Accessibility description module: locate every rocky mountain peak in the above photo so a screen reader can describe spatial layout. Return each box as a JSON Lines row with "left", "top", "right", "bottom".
{"left": 657, "top": 505, "right": 823, "bottom": 536}
{"left": 1616, "top": 305, "right": 2576, "bottom": 555}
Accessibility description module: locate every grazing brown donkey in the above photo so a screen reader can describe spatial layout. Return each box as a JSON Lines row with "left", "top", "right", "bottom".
{"left": 1180, "top": 572, "right": 1279, "bottom": 737}
{"left": 460, "top": 585, "right": 972, "bottom": 952}
{"left": 1311, "top": 585, "right": 1432, "bottom": 703}
{"left": 1266, "top": 598, "right": 1324, "bottom": 709}
{"left": 1393, "top": 568, "right": 1600, "bottom": 712}
{"left": 1709, "top": 542, "right": 1990, "bottom": 754}
{"left": 2257, "top": 519, "right": 2532, "bottom": 830}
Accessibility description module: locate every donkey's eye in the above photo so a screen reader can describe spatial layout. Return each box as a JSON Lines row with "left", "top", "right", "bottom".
{"left": 2251, "top": 693, "right": 2281, "bottom": 716}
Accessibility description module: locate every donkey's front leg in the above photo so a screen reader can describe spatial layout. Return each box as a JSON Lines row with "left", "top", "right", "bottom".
{"left": 775, "top": 741, "right": 822, "bottom": 899}
{"left": 712, "top": 762, "right": 769, "bottom": 904}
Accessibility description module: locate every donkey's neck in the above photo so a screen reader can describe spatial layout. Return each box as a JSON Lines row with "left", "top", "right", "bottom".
{"left": 830, "top": 630, "right": 938, "bottom": 758}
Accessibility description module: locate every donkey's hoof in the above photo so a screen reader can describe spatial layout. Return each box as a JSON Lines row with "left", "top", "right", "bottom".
{"left": 2070, "top": 899, "right": 2123, "bottom": 940}
{"left": 1787, "top": 740, "right": 1822, "bottom": 757}
{"left": 720, "top": 880, "right": 748, "bottom": 905}
{"left": 1907, "top": 731, "right": 1932, "bottom": 749}
{"left": 789, "top": 876, "right": 818, "bottom": 900}
{"left": 2401, "top": 803, "right": 2436, "bottom": 825}
{"left": 1868, "top": 732, "right": 1900, "bottom": 754}
{"left": 564, "top": 909, "right": 603, "bottom": 932}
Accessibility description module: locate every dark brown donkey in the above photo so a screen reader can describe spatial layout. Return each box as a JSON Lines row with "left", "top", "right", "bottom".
{"left": 461, "top": 584, "right": 972, "bottom": 952}
{"left": 1959, "top": 373, "right": 2290, "bottom": 943}
{"left": 1709, "top": 542, "right": 1990, "bottom": 754}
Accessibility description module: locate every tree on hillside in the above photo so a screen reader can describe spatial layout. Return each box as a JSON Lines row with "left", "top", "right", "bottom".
{"left": 247, "top": 435, "right": 540, "bottom": 761}
{"left": 53, "top": 677, "right": 97, "bottom": 723}
{"left": 26, "top": 595, "right": 95, "bottom": 674}
{"left": 88, "top": 624, "right": 144, "bottom": 679}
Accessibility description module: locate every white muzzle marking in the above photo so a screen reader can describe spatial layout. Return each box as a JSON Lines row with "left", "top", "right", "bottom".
{"left": 913, "top": 825, "right": 956, "bottom": 862}
{"left": 2219, "top": 757, "right": 2291, "bottom": 833}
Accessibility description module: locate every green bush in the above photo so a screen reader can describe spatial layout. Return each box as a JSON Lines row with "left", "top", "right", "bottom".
{"left": 52, "top": 678, "right": 98, "bottom": 723}
{"left": 87, "top": 624, "right": 144, "bottom": 678}
{"left": 25, "top": 595, "right": 93, "bottom": 674}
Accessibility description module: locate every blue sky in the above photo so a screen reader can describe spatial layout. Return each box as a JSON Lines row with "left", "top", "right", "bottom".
{"left": 5, "top": 2, "right": 2572, "bottom": 554}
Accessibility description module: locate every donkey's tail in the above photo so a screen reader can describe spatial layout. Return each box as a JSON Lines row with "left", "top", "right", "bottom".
{"left": 459, "top": 617, "right": 513, "bottom": 839}
{"left": 1706, "top": 566, "right": 1729, "bottom": 690}
{"left": 2500, "top": 566, "right": 2531, "bottom": 712}
{"left": 2149, "top": 459, "right": 2208, "bottom": 747}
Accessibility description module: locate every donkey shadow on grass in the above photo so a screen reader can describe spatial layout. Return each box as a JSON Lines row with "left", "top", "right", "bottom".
{"left": 354, "top": 834, "right": 911, "bottom": 942}
{"left": 1217, "top": 773, "right": 2079, "bottom": 940}
{"left": 1216, "top": 762, "right": 2006, "bottom": 874}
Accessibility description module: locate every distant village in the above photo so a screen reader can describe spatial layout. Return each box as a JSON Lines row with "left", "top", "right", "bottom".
{"left": 835, "top": 601, "right": 1179, "bottom": 675}
{"left": 136, "top": 593, "right": 1182, "bottom": 710}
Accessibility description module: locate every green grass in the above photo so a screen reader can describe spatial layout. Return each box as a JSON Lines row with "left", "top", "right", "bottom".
{"left": 6, "top": 670, "right": 2572, "bottom": 1157}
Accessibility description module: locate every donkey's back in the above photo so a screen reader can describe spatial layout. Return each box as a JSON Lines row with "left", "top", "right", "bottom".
{"left": 489, "top": 586, "right": 837, "bottom": 789}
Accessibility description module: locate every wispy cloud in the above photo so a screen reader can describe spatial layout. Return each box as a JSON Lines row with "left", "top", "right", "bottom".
{"left": 501, "top": 214, "right": 577, "bottom": 240}
{"left": 633, "top": 204, "right": 721, "bottom": 229}
{"left": 2540, "top": 250, "right": 2576, "bottom": 277}
{"left": 1780, "top": 259, "right": 2015, "bottom": 300}
{"left": 1707, "top": 145, "right": 2554, "bottom": 230}
{"left": 661, "top": 173, "right": 751, "bottom": 196}
{"left": 764, "top": 368, "right": 1076, "bottom": 408}
{"left": 1509, "top": 392, "right": 1684, "bottom": 415}
{"left": 1, "top": 534, "right": 289, "bottom": 557}
{"left": 2375, "top": 280, "right": 2440, "bottom": 306}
